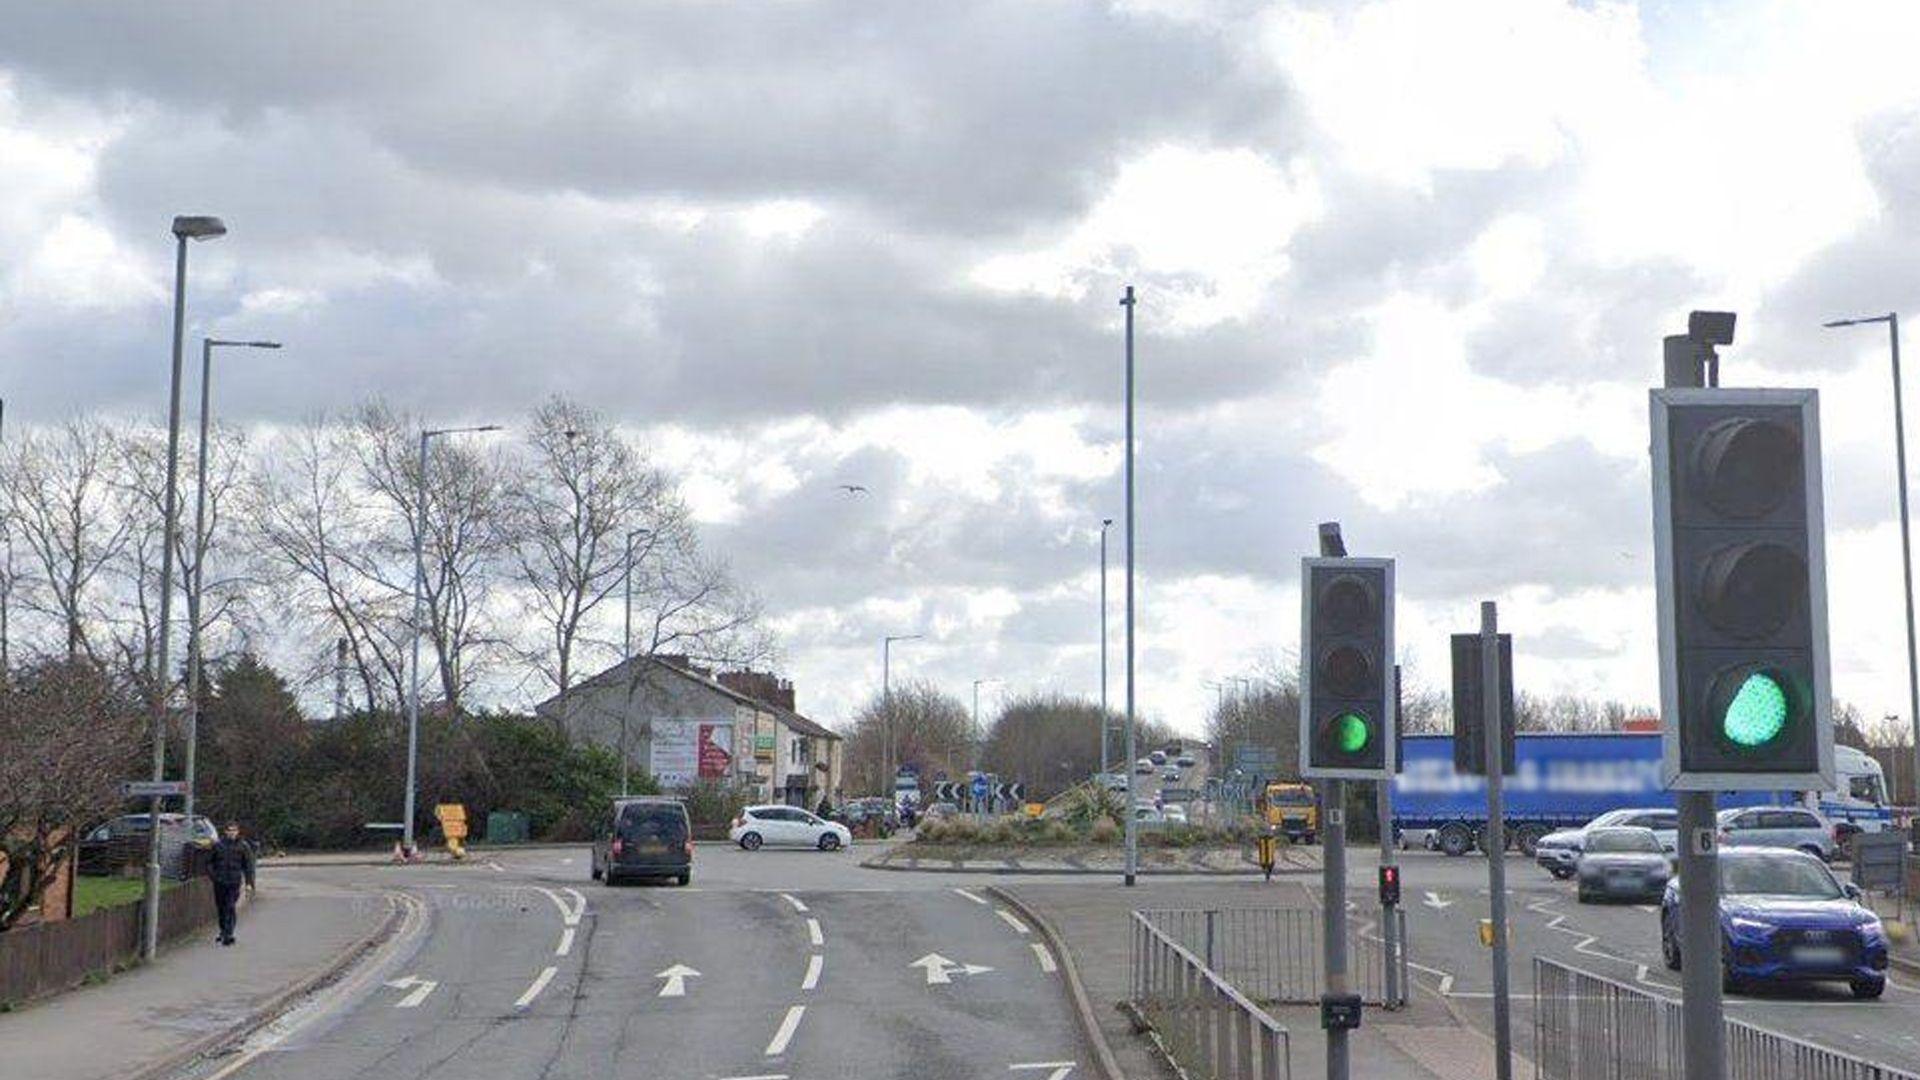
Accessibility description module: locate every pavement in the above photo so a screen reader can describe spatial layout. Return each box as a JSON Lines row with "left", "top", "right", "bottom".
{"left": 1000, "top": 876, "right": 1514, "bottom": 1080}
{"left": 862, "top": 841, "right": 1321, "bottom": 876}
{"left": 0, "top": 873, "right": 399, "bottom": 1080}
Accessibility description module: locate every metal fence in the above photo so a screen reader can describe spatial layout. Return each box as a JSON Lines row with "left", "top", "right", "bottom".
{"left": 1138, "top": 907, "right": 1408, "bottom": 1007}
{"left": 1131, "top": 910, "right": 1291, "bottom": 1080}
{"left": 1533, "top": 956, "right": 1920, "bottom": 1080}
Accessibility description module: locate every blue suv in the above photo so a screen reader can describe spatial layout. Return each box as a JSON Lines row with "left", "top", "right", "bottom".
{"left": 1660, "top": 847, "right": 1888, "bottom": 999}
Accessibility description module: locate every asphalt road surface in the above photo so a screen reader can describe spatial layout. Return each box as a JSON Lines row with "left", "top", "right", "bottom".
{"left": 1354, "top": 849, "right": 1920, "bottom": 1072}
{"left": 180, "top": 847, "right": 1089, "bottom": 1080}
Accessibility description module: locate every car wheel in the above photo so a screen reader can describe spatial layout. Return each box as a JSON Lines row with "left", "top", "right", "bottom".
{"left": 1721, "top": 941, "right": 1740, "bottom": 995}
{"left": 1576, "top": 884, "right": 1592, "bottom": 904}
{"left": 1661, "top": 927, "right": 1681, "bottom": 971}
{"left": 603, "top": 870, "right": 621, "bottom": 887}
{"left": 1550, "top": 866, "right": 1574, "bottom": 881}
{"left": 1514, "top": 825, "right": 1548, "bottom": 858}
{"left": 676, "top": 872, "right": 692, "bottom": 887}
{"left": 740, "top": 832, "right": 763, "bottom": 851}
{"left": 1438, "top": 824, "right": 1474, "bottom": 858}
{"left": 818, "top": 833, "right": 842, "bottom": 852}
{"left": 1852, "top": 978, "right": 1885, "bottom": 1000}
{"left": 591, "top": 863, "right": 603, "bottom": 881}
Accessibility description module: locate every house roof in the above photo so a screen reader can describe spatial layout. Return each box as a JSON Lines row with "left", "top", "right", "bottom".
{"left": 537, "top": 654, "right": 840, "bottom": 741}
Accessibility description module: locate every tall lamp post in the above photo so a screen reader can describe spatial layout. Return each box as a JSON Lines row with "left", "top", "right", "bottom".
{"left": 183, "top": 338, "right": 280, "bottom": 824}
{"left": 1099, "top": 517, "right": 1113, "bottom": 777}
{"left": 144, "top": 214, "right": 225, "bottom": 961}
{"left": 882, "top": 633, "right": 922, "bottom": 788}
{"left": 971, "top": 677, "right": 999, "bottom": 773}
{"left": 619, "top": 526, "right": 653, "bottom": 796}
{"left": 1825, "top": 313, "right": 1920, "bottom": 788}
{"left": 1121, "top": 283, "right": 1139, "bottom": 888}
{"left": 403, "top": 423, "right": 501, "bottom": 856}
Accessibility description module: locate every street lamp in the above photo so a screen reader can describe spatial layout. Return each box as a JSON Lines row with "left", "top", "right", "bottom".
{"left": 1121, "top": 284, "right": 1139, "bottom": 888}
{"left": 182, "top": 339, "right": 280, "bottom": 825}
{"left": 1099, "top": 517, "right": 1113, "bottom": 778}
{"left": 619, "top": 526, "right": 653, "bottom": 796}
{"left": 403, "top": 423, "right": 502, "bottom": 855}
{"left": 144, "top": 214, "right": 225, "bottom": 961}
{"left": 971, "top": 677, "right": 1000, "bottom": 773}
{"left": 882, "top": 633, "right": 922, "bottom": 788}
{"left": 1825, "top": 313, "right": 1920, "bottom": 792}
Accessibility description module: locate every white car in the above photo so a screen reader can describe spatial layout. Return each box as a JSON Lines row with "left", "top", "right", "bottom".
{"left": 730, "top": 805, "right": 853, "bottom": 852}
{"left": 1162, "top": 805, "right": 1188, "bottom": 825}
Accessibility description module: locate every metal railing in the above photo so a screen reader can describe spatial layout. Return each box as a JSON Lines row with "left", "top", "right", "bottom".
{"left": 1534, "top": 956, "right": 1920, "bottom": 1080}
{"left": 1138, "top": 907, "right": 1409, "bottom": 1007}
{"left": 1132, "top": 911, "right": 1291, "bottom": 1080}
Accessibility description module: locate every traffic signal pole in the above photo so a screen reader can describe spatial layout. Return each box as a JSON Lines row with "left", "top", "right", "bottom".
{"left": 1479, "top": 602, "right": 1513, "bottom": 1080}
{"left": 1665, "top": 331, "right": 1726, "bottom": 1080}
{"left": 1316, "top": 522, "right": 1350, "bottom": 1080}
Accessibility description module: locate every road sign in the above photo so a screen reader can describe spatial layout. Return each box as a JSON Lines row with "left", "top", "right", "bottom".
{"left": 121, "top": 780, "right": 187, "bottom": 798}
{"left": 1651, "top": 386, "right": 1832, "bottom": 790}
{"left": 1851, "top": 831, "right": 1906, "bottom": 891}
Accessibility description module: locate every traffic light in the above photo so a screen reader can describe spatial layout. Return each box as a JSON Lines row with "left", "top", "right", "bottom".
{"left": 1651, "top": 387, "right": 1832, "bottom": 789}
{"left": 1300, "top": 557, "right": 1394, "bottom": 779}
{"left": 1451, "top": 633, "right": 1515, "bottom": 776}
{"left": 1378, "top": 864, "right": 1401, "bottom": 906}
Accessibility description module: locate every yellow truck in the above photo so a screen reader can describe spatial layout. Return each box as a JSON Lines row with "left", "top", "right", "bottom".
{"left": 1263, "top": 782, "right": 1318, "bottom": 844}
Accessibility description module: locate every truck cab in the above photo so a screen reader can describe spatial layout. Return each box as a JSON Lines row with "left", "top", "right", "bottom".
{"left": 1264, "top": 782, "right": 1318, "bottom": 844}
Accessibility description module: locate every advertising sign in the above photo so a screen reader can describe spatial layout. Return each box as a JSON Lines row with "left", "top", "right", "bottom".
{"left": 651, "top": 719, "right": 734, "bottom": 787}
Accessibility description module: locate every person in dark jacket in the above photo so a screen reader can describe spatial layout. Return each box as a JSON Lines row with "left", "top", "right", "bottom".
{"left": 206, "top": 822, "right": 256, "bottom": 945}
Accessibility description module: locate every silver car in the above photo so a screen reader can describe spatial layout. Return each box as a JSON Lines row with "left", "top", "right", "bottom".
{"left": 1717, "top": 805, "right": 1836, "bottom": 862}
{"left": 1576, "top": 826, "right": 1670, "bottom": 902}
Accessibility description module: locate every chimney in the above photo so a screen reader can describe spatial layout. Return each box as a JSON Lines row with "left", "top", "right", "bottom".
{"left": 719, "top": 669, "right": 795, "bottom": 711}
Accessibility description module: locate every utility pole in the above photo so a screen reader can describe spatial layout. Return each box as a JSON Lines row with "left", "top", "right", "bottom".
{"left": 1121, "top": 284, "right": 1139, "bottom": 888}
{"left": 622, "top": 527, "right": 650, "bottom": 797}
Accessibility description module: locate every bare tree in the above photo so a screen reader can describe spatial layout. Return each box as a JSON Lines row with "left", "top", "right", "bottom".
{"left": 841, "top": 679, "right": 973, "bottom": 794}
{"left": 1, "top": 418, "right": 131, "bottom": 663}
{"left": 504, "top": 398, "right": 670, "bottom": 694}
{"left": 0, "top": 658, "right": 144, "bottom": 929}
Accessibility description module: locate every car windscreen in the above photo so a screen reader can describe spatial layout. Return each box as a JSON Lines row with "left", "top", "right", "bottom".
{"left": 1585, "top": 830, "right": 1660, "bottom": 853}
{"left": 618, "top": 804, "right": 688, "bottom": 842}
{"left": 1720, "top": 856, "right": 1841, "bottom": 899}
{"left": 1272, "top": 790, "right": 1314, "bottom": 807}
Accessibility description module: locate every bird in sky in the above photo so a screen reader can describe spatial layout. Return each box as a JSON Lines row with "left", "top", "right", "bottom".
{"left": 836, "top": 484, "right": 870, "bottom": 495}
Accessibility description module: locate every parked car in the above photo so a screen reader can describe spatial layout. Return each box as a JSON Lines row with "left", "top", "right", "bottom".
{"left": 1574, "top": 826, "right": 1669, "bottom": 902}
{"left": 78, "top": 813, "right": 216, "bottom": 876}
{"left": 1535, "top": 808, "right": 1678, "bottom": 879}
{"left": 1660, "top": 847, "right": 1887, "bottom": 998}
{"left": 1132, "top": 804, "right": 1164, "bottom": 825}
{"left": 592, "top": 797, "right": 692, "bottom": 886}
{"left": 1161, "top": 805, "right": 1189, "bottom": 825}
{"left": 1134, "top": 758, "right": 1155, "bottom": 775}
{"left": 923, "top": 801, "right": 961, "bottom": 822}
{"left": 1718, "top": 806, "right": 1836, "bottom": 862}
{"left": 731, "top": 805, "right": 853, "bottom": 851}
{"left": 837, "top": 797, "right": 897, "bottom": 838}
{"left": 1101, "top": 772, "right": 1131, "bottom": 791}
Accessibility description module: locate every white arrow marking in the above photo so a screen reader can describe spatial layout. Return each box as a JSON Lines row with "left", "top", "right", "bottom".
{"left": 383, "top": 975, "right": 437, "bottom": 1008}
{"left": 1010, "top": 1063, "right": 1076, "bottom": 1080}
{"left": 910, "top": 953, "right": 995, "bottom": 985}
{"left": 656, "top": 963, "right": 701, "bottom": 997}
{"left": 1423, "top": 891, "right": 1452, "bottom": 910}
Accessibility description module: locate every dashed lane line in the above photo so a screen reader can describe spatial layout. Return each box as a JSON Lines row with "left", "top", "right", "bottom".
{"left": 765, "top": 1005, "right": 806, "bottom": 1056}
{"left": 556, "top": 928, "right": 575, "bottom": 956}
{"left": 995, "top": 909, "right": 1031, "bottom": 935}
{"left": 802, "top": 954, "right": 823, "bottom": 991}
{"left": 805, "top": 918, "right": 824, "bottom": 946}
{"left": 780, "top": 893, "right": 809, "bottom": 913}
{"left": 514, "top": 965, "right": 559, "bottom": 1010}
{"left": 1030, "top": 942, "right": 1057, "bottom": 973}
{"left": 954, "top": 888, "right": 990, "bottom": 905}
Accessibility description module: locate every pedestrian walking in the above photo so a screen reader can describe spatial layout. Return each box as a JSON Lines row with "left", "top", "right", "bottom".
{"left": 207, "top": 821, "right": 256, "bottom": 946}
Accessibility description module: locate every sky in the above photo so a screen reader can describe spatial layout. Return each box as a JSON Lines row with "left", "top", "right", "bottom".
{"left": 5, "top": 0, "right": 1920, "bottom": 735}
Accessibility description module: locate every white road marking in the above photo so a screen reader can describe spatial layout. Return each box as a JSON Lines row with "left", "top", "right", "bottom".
{"left": 910, "top": 953, "right": 993, "bottom": 985}
{"left": 995, "top": 909, "right": 1031, "bottom": 935}
{"left": 1636, "top": 905, "right": 1657, "bottom": 913}
{"left": 535, "top": 886, "right": 585, "bottom": 926}
{"left": 656, "top": 963, "right": 701, "bottom": 997}
{"left": 383, "top": 975, "right": 438, "bottom": 1008}
{"left": 1030, "top": 942, "right": 1057, "bottom": 973}
{"left": 556, "top": 928, "right": 575, "bottom": 956}
{"left": 802, "top": 954, "right": 823, "bottom": 991}
{"left": 781, "top": 893, "right": 809, "bottom": 912}
{"left": 765, "top": 1005, "right": 806, "bottom": 1056}
{"left": 720, "top": 1075, "right": 789, "bottom": 1080}
{"left": 515, "top": 966, "right": 559, "bottom": 1009}
{"left": 1422, "top": 891, "right": 1452, "bottom": 910}
{"left": 1009, "top": 1063, "right": 1076, "bottom": 1080}
{"left": 954, "top": 888, "right": 990, "bottom": 905}
{"left": 806, "top": 917, "right": 824, "bottom": 946}
{"left": 486, "top": 860, "right": 505, "bottom": 873}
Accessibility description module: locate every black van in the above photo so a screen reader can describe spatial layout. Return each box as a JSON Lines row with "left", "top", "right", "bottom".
{"left": 591, "top": 797, "right": 693, "bottom": 886}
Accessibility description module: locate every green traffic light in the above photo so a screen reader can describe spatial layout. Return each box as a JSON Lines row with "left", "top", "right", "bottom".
{"left": 1722, "top": 671, "right": 1788, "bottom": 748}
{"left": 1333, "top": 712, "right": 1372, "bottom": 754}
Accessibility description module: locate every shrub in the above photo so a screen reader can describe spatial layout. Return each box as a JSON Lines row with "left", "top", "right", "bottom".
{"left": 1089, "top": 818, "right": 1120, "bottom": 844}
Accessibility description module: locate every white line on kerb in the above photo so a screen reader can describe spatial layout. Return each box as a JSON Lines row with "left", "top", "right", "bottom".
{"left": 1030, "top": 942, "right": 1057, "bottom": 973}
{"left": 515, "top": 966, "right": 558, "bottom": 1009}
{"left": 781, "top": 893, "right": 809, "bottom": 912}
{"left": 765, "top": 1005, "right": 806, "bottom": 1056}
{"left": 995, "top": 909, "right": 1031, "bottom": 935}
{"left": 806, "top": 918, "right": 824, "bottom": 946}
{"left": 556, "top": 928, "right": 575, "bottom": 956}
{"left": 802, "top": 954, "right": 823, "bottom": 991}
{"left": 954, "top": 888, "right": 989, "bottom": 905}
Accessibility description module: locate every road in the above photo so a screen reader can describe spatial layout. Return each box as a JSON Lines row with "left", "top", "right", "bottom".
{"left": 180, "top": 846, "right": 1089, "bottom": 1080}
{"left": 1361, "top": 849, "right": 1920, "bottom": 1071}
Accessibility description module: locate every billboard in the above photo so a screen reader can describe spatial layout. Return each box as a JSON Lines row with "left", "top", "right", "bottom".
{"left": 651, "top": 719, "right": 734, "bottom": 787}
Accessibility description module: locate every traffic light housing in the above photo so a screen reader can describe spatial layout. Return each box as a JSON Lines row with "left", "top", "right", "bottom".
{"left": 1451, "top": 633, "right": 1516, "bottom": 776}
{"left": 1651, "top": 387, "right": 1831, "bottom": 789}
{"left": 1300, "top": 557, "right": 1395, "bottom": 779}
{"left": 1378, "top": 864, "right": 1401, "bottom": 906}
